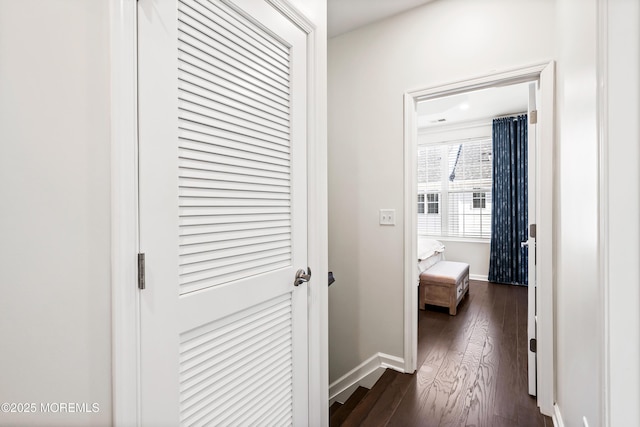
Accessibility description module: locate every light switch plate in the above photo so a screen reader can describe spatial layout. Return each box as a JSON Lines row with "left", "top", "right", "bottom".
{"left": 379, "top": 209, "right": 396, "bottom": 226}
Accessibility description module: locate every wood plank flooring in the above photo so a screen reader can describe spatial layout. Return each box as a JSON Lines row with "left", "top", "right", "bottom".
{"left": 330, "top": 280, "right": 552, "bottom": 427}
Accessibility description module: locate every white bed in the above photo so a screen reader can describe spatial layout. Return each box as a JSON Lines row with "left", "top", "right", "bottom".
{"left": 417, "top": 237, "right": 445, "bottom": 278}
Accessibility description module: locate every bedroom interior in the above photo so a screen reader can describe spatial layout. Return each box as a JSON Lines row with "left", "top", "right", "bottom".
{"left": 414, "top": 81, "right": 538, "bottom": 395}
{"left": 415, "top": 83, "right": 530, "bottom": 282}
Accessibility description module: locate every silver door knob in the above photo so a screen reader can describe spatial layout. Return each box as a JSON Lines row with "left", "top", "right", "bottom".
{"left": 294, "top": 267, "right": 311, "bottom": 286}
{"left": 521, "top": 240, "right": 529, "bottom": 248}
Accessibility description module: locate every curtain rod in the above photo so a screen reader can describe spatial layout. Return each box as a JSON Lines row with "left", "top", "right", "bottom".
{"left": 492, "top": 111, "right": 527, "bottom": 120}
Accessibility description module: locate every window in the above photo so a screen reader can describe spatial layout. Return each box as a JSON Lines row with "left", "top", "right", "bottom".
{"left": 472, "top": 192, "right": 486, "bottom": 209}
{"left": 418, "top": 193, "right": 439, "bottom": 216}
{"left": 417, "top": 139, "right": 492, "bottom": 239}
{"left": 426, "top": 193, "right": 439, "bottom": 214}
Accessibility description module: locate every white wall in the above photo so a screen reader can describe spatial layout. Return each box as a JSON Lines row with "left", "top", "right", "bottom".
{"left": 602, "top": 0, "right": 640, "bottom": 425}
{"left": 328, "top": 0, "right": 556, "bottom": 383}
{"left": 441, "top": 240, "right": 490, "bottom": 280}
{"left": 554, "top": 0, "right": 603, "bottom": 424}
{"left": 0, "top": 1, "right": 112, "bottom": 426}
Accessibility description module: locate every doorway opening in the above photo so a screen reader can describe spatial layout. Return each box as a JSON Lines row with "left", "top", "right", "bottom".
{"left": 402, "top": 63, "right": 555, "bottom": 416}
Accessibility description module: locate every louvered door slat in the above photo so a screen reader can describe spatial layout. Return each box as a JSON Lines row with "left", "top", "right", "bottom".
{"left": 179, "top": 227, "right": 290, "bottom": 246}
{"left": 208, "top": 362, "right": 292, "bottom": 426}
{"left": 179, "top": 251, "right": 291, "bottom": 282}
{"left": 179, "top": 79, "right": 290, "bottom": 129}
{"left": 180, "top": 0, "right": 289, "bottom": 69}
{"left": 180, "top": 212, "right": 291, "bottom": 226}
{"left": 180, "top": 169, "right": 289, "bottom": 190}
{"left": 180, "top": 304, "right": 290, "bottom": 364}
{"left": 180, "top": 205, "right": 291, "bottom": 216}
{"left": 179, "top": 99, "right": 290, "bottom": 142}
{"left": 183, "top": 364, "right": 291, "bottom": 425}
{"left": 179, "top": 247, "right": 292, "bottom": 277}
{"left": 260, "top": 394, "right": 293, "bottom": 426}
{"left": 177, "top": 38, "right": 289, "bottom": 107}
{"left": 179, "top": 110, "right": 290, "bottom": 152}
{"left": 180, "top": 318, "right": 291, "bottom": 394}
{"left": 180, "top": 125, "right": 290, "bottom": 156}
{"left": 183, "top": 0, "right": 289, "bottom": 62}
{"left": 181, "top": 336, "right": 292, "bottom": 423}
{"left": 179, "top": 148, "right": 290, "bottom": 176}
{"left": 178, "top": 9, "right": 290, "bottom": 91}
{"left": 180, "top": 90, "right": 290, "bottom": 136}
{"left": 178, "top": 67, "right": 289, "bottom": 121}
{"left": 178, "top": 63, "right": 289, "bottom": 119}
{"left": 179, "top": 175, "right": 290, "bottom": 193}
{"left": 178, "top": 0, "right": 292, "bottom": 294}
{"left": 179, "top": 233, "right": 291, "bottom": 258}
{"left": 179, "top": 189, "right": 290, "bottom": 202}
{"left": 180, "top": 195, "right": 291, "bottom": 207}
{"left": 179, "top": 294, "right": 293, "bottom": 425}
{"left": 179, "top": 130, "right": 289, "bottom": 163}
{"left": 179, "top": 256, "right": 291, "bottom": 294}
{"left": 179, "top": 294, "right": 290, "bottom": 348}
{"left": 243, "top": 385, "right": 292, "bottom": 426}
{"left": 179, "top": 147, "right": 288, "bottom": 178}
{"left": 179, "top": 158, "right": 290, "bottom": 181}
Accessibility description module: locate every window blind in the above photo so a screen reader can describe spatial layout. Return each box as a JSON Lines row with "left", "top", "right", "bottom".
{"left": 417, "top": 138, "right": 492, "bottom": 239}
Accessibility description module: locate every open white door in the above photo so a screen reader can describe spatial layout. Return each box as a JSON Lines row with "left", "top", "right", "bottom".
{"left": 526, "top": 62, "right": 555, "bottom": 414}
{"left": 137, "top": 0, "right": 310, "bottom": 425}
{"left": 526, "top": 82, "right": 538, "bottom": 396}
{"left": 535, "top": 61, "right": 555, "bottom": 417}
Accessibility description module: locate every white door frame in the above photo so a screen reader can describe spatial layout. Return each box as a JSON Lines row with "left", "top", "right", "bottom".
{"left": 109, "top": 0, "right": 328, "bottom": 425}
{"left": 403, "top": 61, "right": 555, "bottom": 416}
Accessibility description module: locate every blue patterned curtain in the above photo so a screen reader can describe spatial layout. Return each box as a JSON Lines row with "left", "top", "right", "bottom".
{"left": 488, "top": 115, "right": 528, "bottom": 286}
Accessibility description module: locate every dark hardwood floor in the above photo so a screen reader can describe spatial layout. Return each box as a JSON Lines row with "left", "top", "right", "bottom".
{"left": 330, "top": 280, "right": 552, "bottom": 427}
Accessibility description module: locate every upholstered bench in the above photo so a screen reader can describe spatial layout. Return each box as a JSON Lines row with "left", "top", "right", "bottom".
{"left": 419, "top": 261, "right": 470, "bottom": 315}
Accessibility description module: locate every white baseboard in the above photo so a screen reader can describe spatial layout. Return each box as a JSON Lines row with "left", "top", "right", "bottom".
{"left": 552, "top": 403, "right": 565, "bottom": 427}
{"left": 328, "top": 352, "right": 405, "bottom": 404}
{"left": 379, "top": 353, "right": 405, "bottom": 372}
{"left": 470, "top": 274, "right": 488, "bottom": 281}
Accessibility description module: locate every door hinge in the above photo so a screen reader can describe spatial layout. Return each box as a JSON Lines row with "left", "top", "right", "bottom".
{"left": 138, "top": 253, "right": 146, "bottom": 290}
{"left": 530, "top": 338, "right": 537, "bottom": 353}
{"left": 529, "top": 110, "right": 538, "bottom": 124}
{"left": 530, "top": 224, "right": 537, "bottom": 238}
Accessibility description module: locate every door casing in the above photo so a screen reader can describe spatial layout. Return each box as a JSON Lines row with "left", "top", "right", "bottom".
{"left": 403, "top": 61, "right": 556, "bottom": 416}
{"left": 109, "top": 0, "right": 328, "bottom": 425}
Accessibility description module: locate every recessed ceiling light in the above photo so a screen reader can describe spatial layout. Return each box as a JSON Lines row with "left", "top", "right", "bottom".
{"left": 459, "top": 103, "right": 470, "bottom": 110}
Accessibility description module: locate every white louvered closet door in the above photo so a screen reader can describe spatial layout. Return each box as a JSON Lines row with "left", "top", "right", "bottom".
{"left": 137, "top": 0, "right": 309, "bottom": 425}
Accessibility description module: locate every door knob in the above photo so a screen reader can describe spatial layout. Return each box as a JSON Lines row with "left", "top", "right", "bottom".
{"left": 521, "top": 240, "right": 529, "bottom": 248}
{"left": 294, "top": 267, "right": 311, "bottom": 286}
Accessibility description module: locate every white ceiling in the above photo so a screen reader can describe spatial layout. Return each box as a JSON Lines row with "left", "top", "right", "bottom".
{"left": 417, "top": 83, "right": 531, "bottom": 129}
{"left": 327, "top": 0, "right": 436, "bottom": 38}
